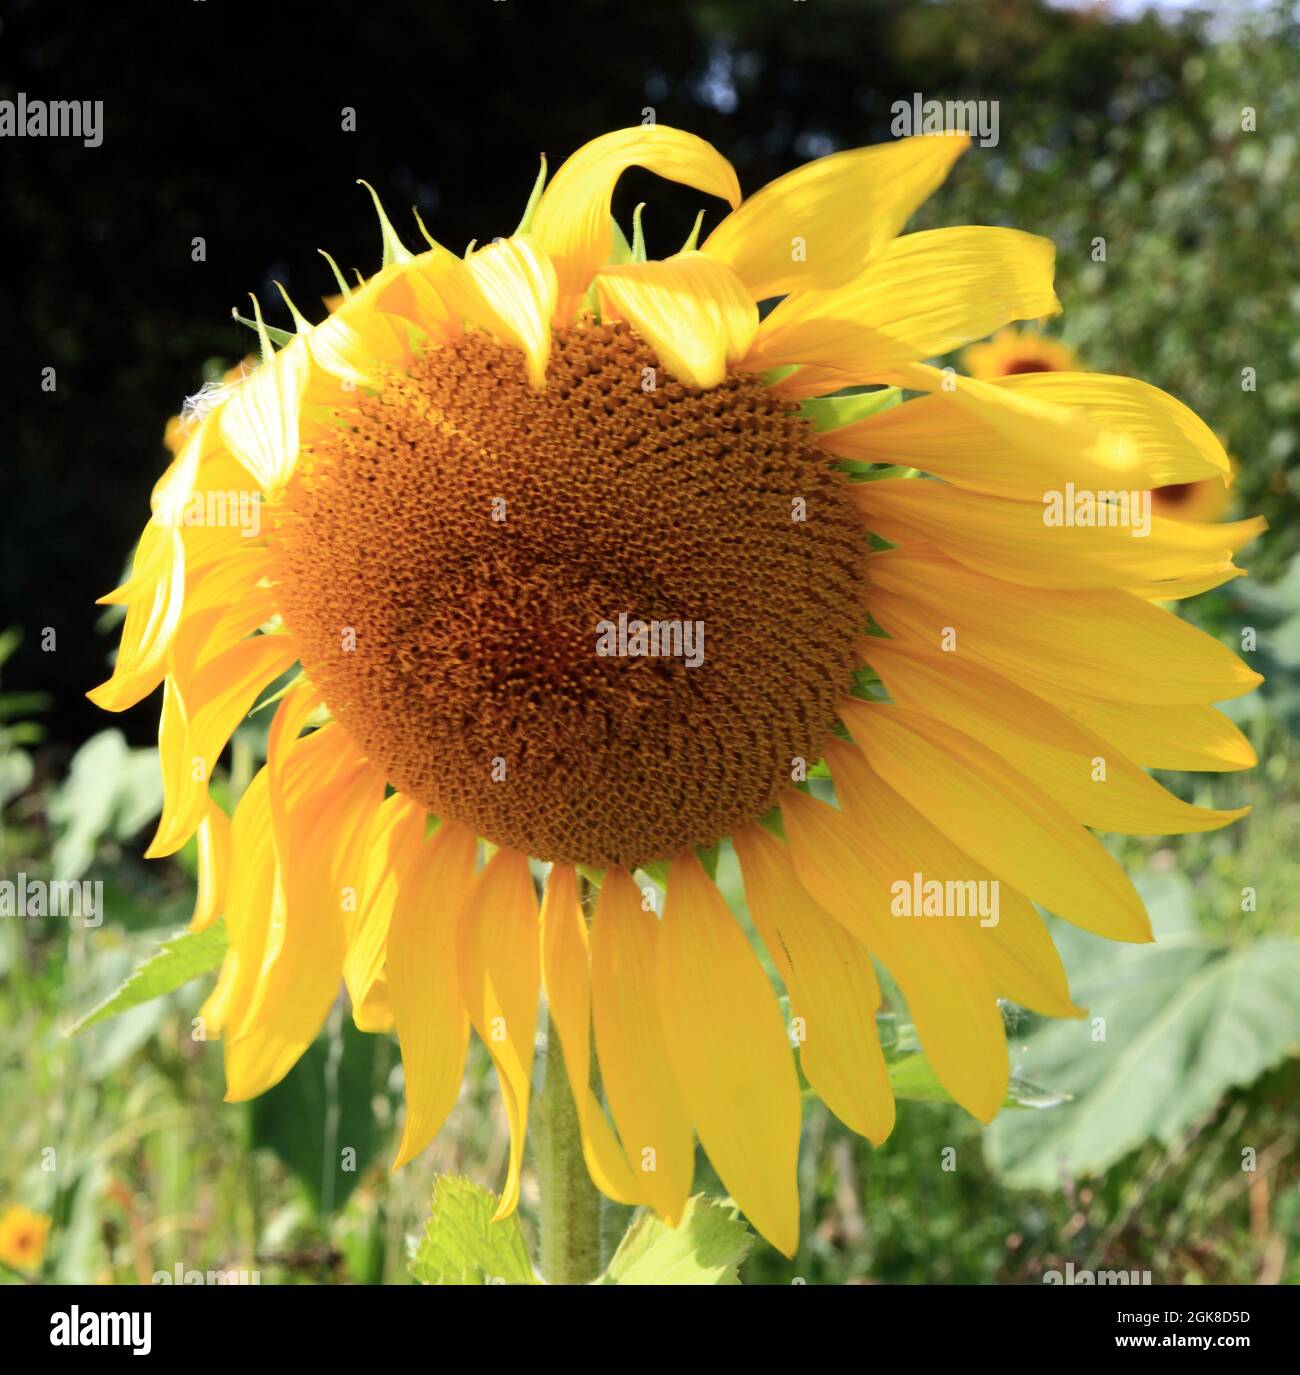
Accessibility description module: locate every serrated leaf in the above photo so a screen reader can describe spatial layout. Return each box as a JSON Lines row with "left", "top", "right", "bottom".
{"left": 66, "top": 922, "right": 227, "bottom": 1035}
{"left": 799, "top": 386, "right": 901, "bottom": 433}
{"left": 410, "top": 1176, "right": 537, "bottom": 1285}
{"left": 986, "top": 917, "right": 1300, "bottom": 1188}
{"left": 599, "top": 1195, "right": 754, "bottom": 1285}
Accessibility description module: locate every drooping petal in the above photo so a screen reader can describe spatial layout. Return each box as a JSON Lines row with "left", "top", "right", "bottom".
{"left": 531, "top": 125, "right": 741, "bottom": 318}
{"left": 456, "top": 848, "right": 540, "bottom": 1219}
{"left": 781, "top": 787, "right": 1009, "bottom": 1122}
{"left": 146, "top": 635, "right": 297, "bottom": 859}
{"left": 189, "top": 797, "right": 231, "bottom": 933}
{"left": 87, "top": 522, "right": 185, "bottom": 712}
{"left": 596, "top": 252, "right": 758, "bottom": 388}
{"left": 590, "top": 868, "right": 694, "bottom": 1226}
{"left": 733, "top": 824, "right": 895, "bottom": 1144}
{"left": 225, "top": 737, "right": 385, "bottom": 1099}
{"left": 840, "top": 700, "right": 1152, "bottom": 943}
{"left": 539, "top": 865, "right": 643, "bottom": 1205}
{"left": 390, "top": 822, "right": 479, "bottom": 1167}
{"left": 658, "top": 853, "right": 801, "bottom": 1258}
{"left": 702, "top": 135, "right": 969, "bottom": 300}
{"left": 823, "top": 739, "right": 1082, "bottom": 1020}
{"left": 343, "top": 793, "right": 429, "bottom": 1012}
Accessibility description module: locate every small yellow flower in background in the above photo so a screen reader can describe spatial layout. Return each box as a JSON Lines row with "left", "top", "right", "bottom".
{"left": 0, "top": 1205, "right": 51, "bottom": 1272}
{"left": 89, "top": 126, "right": 1263, "bottom": 1257}
{"left": 961, "top": 325, "right": 1079, "bottom": 378}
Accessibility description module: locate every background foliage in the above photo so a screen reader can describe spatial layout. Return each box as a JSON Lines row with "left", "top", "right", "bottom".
{"left": 2, "top": 0, "right": 1297, "bottom": 1285}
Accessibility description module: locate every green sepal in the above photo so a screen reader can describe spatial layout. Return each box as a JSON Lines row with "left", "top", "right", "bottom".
{"left": 514, "top": 153, "right": 548, "bottom": 235}
{"left": 799, "top": 386, "right": 901, "bottom": 433}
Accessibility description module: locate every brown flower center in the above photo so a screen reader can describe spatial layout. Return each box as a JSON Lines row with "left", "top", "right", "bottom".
{"left": 271, "top": 322, "right": 867, "bottom": 869}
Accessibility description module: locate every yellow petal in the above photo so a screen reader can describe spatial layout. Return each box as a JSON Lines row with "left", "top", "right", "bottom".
{"left": 1043, "top": 689, "right": 1256, "bottom": 774}
{"left": 190, "top": 798, "right": 231, "bottom": 933}
{"left": 531, "top": 125, "right": 741, "bottom": 318}
{"left": 596, "top": 252, "right": 758, "bottom": 389}
{"left": 168, "top": 551, "right": 277, "bottom": 684}
{"left": 702, "top": 135, "right": 969, "bottom": 300}
{"left": 464, "top": 234, "right": 558, "bottom": 389}
{"left": 215, "top": 769, "right": 281, "bottom": 1064}
{"left": 854, "top": 479, "right": 1263, "bottom": 596}
{"left": 146, "top": 635, "right": 297, "bottom": 859}
{"left": 343, "top": 793, "right": 428, "bottom": 1012}
{"left": 781, "top": 787, "right": 1009, "bottom": 1122}
{"left": 733, "top": 824, "right": 895, "bottom": 1144}
{"left": 745, "top": 227, "right": 1059, "bottom": 377}
{"left": 819, "top": 371, "right": 1230, "bottom": 497}
{"left": 659, "top": 853, "right": 801, "bottom": 1258}
{"left": 840, "top": 700, "right": 1152, "bottom": 942}
{"left": 87, "top": 523, "right": 185, "bottom": 712}
{"left": 456, "top": 848, "right": 540, "bottom": 1219}
{"left": 390, "top": 822, "right": 479, "bottom": 1167}
{"left": 539, "top": 865, "right": 643, "bottom": 1205}
{"left": 218, "top": 337, "right": 310, "bottom": 496}
{"left": 590, "top": 868, "right": 694, "bottom": 1226}
{"left": 823, "top": 740, "right": 1082, "bottom": 1020}
{"left": 865, "top": 638, "right": 1248, "bottom": 834}
{"left": 867, "top": 547, "right": 1263, "bottom": 705}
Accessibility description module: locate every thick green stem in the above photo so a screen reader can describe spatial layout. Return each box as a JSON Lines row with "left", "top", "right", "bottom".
{"left": 535, "top": 1011, "right": 603, "bottom": 1284}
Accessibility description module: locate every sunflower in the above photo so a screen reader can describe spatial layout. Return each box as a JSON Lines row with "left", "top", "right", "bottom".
{"left": 961, "top": 325, "right": 1079, "bottom": 378}
{"left": 0, "top": 1205, "right": 50, "bottom": 1273}
{"left": 1150, "top": 469, "right": 1233, "bottom": 523}
{"left": 90, "top": 126, "right": 1263, "bottom": 1259}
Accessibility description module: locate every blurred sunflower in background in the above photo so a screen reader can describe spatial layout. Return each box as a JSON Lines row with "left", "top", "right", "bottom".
{"left": 962, "top": 325, "right": 1234, "bottom": 525}
{"left": 961, "top": 325, "right": 1079, "bottom": 379}
{"left": 0, "top": 1205, "right": 50, "bottom": 1274}
{"left": 89, "top": 126, "right": 1263, "bottom": 1256}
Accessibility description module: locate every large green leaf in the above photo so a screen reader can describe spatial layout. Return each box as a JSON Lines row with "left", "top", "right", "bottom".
{"left": 986, "top": 879, "right": 1300, "bottom": 1187}
{"left": 66, "top": 923, "right": 227, "bottom": 1035}
{"left": 599, "top": 1195, "right": 754, "bottom": 1285}
{"left": 409, "top": 1176, "right": 537, "bottom": 1285}
{"left": 249, "top": 1011, "right": 392, "bottom": 1215}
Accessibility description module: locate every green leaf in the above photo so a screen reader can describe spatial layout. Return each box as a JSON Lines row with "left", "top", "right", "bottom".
{"left": 66, "top": 923, "right": 227, "bottom": 1036}
{"left": 250, "top": 1011, "right": 394, "bottom": 1215}
{"left": 799, "top": 386, "right": 901, "bottom": 433}
{"left": 409, "top": 1176, "right": 537, "bottom": 1285}
{"left": 986, "top": 885, "right": 1300, "bottom": 1187}
{"left": 47, "top": 729, "right": 162, "bottom": 879}
{"left": 599, "top": 1195, "right": 754, "bottom": 1284}
{"left": 887, "top": 1051, "right": 1069, "bottom": 1110}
